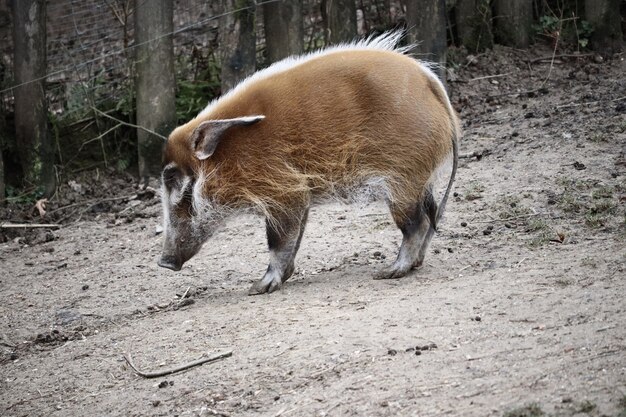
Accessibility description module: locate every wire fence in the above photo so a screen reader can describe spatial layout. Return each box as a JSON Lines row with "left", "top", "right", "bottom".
{"left": 0, "top": 0, "right": 403, "bottom": 174}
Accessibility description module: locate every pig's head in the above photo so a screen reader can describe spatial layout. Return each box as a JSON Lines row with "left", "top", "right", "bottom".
{"left": 158, "top": 115, "right": 265, "bottom": 271}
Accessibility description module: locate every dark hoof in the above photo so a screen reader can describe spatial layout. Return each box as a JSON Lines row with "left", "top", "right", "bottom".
{"left": 248, "top": 278, "right": 283, "bottom": 295}
{"left": 374, "top": 268, "right": 410, "bottom": 280}
{"left": 157, "top": 257, "right": 182, "bottom": 271}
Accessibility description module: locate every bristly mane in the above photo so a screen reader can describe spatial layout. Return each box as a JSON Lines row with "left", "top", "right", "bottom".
{"left": 199, "top": 31, "right": 413, "bottom": 119}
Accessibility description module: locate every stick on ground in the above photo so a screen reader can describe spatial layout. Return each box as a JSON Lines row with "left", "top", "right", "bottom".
{"left": 0, "top": 223, "right": 60, "bottom": 229}
{"left": 123, "top": 350, "right": 232, "bottom": 378}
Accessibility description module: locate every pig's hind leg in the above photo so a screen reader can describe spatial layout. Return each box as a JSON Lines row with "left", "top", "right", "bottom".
{"left": 374, "top": 190, "right": 437, "bottom": 280}
{"left": 248, "top": 208, "right": 309, "bottom": 295}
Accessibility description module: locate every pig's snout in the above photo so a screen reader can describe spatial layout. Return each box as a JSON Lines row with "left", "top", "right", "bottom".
{"left": 158, "top": 255, "right": 182, "bottom": 271}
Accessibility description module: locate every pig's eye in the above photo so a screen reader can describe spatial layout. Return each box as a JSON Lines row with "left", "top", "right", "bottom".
{"left": 162, "top": 166, "right": 181, "bottom": 189}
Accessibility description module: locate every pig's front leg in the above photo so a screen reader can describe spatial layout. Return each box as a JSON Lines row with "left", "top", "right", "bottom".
{"left": 248, "top": 208, "right": 309, "bottom": 295}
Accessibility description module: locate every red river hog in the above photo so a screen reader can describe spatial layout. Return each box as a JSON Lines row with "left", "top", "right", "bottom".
{"left": 158, "top": 32, "right": 461, "bottom": 295}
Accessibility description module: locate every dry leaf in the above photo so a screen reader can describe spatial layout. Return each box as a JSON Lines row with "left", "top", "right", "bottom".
{"left": 35, "top": 198, "right": 48, "bottom": 218}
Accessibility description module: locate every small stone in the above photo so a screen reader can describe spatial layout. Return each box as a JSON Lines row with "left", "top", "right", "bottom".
{"left": 447, "top": 248, "right": 454, "bottom": 253}
{"left": 434, "top": 249, "right": 440, "bottom": 254}
{"left": 158, "top": 381, "right": 169, "bottom": 388}
{"left": 461, "top": 222, "right": 467, "bottom": 227}
{"left": 387, "top": 348, "right": 397, "bottom": 356}
{"left": 274, "top": 395, "right": 280, "bottom": 401}
{"left": 152, "top": 400, "right": 161, "bottom": 407}
{"left": 414, "top": 350, "right": 422, "bottom": 356}
{"left": 81, "top": 284, "right": 89, "bottom": 291}
{"left": 373, "top": 251, "right": 382, "bottom": 258}
{"left": 475, "top": 316, "right": 482, "bottom": 322}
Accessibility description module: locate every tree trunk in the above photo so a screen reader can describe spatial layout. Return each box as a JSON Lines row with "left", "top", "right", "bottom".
{"left": 12, "top": 0, "right": 55, "bottom": 197}
{"left": 0, "top": 136, "right": 4, "bottom": 204}
{"left": 455, "top": 0, "right": 493, "bottom": 52}
{"left": 134, "top": 0, "right": 176, "bottom": 181}
{"left": 493, "top": 0, "right": 532, "bottom": 48}
{"left": 219, "top": 0, "right": 256, "bottom": 93}
{"left": 585, "top": 0, "right": 623, "bottom": 51}
{"left": 323, "top": 0, "right": 357, "bottom": 44}
{"left": 264, "top": 0, "right": 303, "bottom": 64}
{"left": 406, "top": 0, "right": 447, "bottom": 81}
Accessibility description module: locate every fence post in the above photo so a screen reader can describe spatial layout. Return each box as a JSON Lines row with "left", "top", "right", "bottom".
{"left": 585, "top": 0, "right": 623, "bottom": 51}
{"left": 406, "top": 0, "right": 447, "bottom": 82}
{"left": 12, "top": 0, "right": 55, "bottom": 197}
{"left": 219, "top": 0, "right": 256, "bottom": 93}
{"left": 0, "top": 132, "right": 4, "bottom": 204}
{"left": 322, "top": 0, "right": 357, "bottom": 44}
{"left": 134, "top": 0, "right": 176, "bottom": 182}
{"left": 455, "top": 0, "right": 493, "bottom": 52}
{"left": 493, "top": 0, "right": 532, "bottom": 48}
{"left": 263, "top": 0, "right": 303, "bottom": 64}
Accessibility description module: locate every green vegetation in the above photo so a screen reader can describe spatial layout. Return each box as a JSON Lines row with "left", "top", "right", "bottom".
{"left": 577, "top": 400, "right": 596, "bottom": 413}
{"left": 498, "top": 196, "right": 532, "bottom": 219}
{"left": 555, "top": 178, "right": 622, "bottom": 230}
{"left": 465, "top": 181, "right": 486, "bottom": 201}
{"left": 533, "top": 14, "right": 594, "bottom": 49}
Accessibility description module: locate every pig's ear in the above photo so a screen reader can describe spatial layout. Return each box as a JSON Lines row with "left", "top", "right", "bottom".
{"left": 190, "top": 115, "right": 265, "bottom": 160}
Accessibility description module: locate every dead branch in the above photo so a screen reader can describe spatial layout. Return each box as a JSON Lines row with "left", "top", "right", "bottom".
{"left": 1, "top": 223, "right": 60, "bottom": 229}
{"left": 48, "top": 194, "right": 137, "bottom": 215}
{"left": 557, "top": 96, "right": 626, "bottom": 109}
{"left": 529, "top": 53, "right": 593, "bottom": 64}
{"left": 123, "top": 350, "right": 233, "bottom": 378}
{"left": 486, "top": 88, "right": 542, "bottom": 99}
{"left": 91, "top": 107, "right": 168, "bottom": 141}
{"left": 469, "top": 72, "right": 512, "bottom": 82}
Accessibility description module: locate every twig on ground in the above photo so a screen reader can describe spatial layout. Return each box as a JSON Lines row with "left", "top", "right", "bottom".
{"left": 0, "top": 223, "right": 60, "bottom": 229}
{"left": 528, "top": 54, "right": 593, "bottom": 64}
{"left": 459, "top": 150, "right": 491, "bottom": 159}
{"left": 49, "top": 194, "right": 137, "bottom": 214}
{"left": 486, "top": 88, "right": 542, "bottom": 99}
{"left": 123, "top": 350, "right": 233, "bottom": 378}
{"left": 177, "top": 286, "right": 191, "bottom": 305}
{"left": 529, "top": 53, "right": 593, "bottom": 64}
{"left": 469, "top": 72, "right": 512, "bottom": 82}
{"left": 557, "top": 96, "right": 626, "bottom": 109}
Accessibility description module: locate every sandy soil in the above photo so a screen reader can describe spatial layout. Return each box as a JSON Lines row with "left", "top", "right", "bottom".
{"left": 1, "top": 45, "right": 625, "bottom": 417}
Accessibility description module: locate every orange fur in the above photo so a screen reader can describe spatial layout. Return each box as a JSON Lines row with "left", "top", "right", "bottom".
{"left": 165, "top": 48, "right": 460, "bottom": 225}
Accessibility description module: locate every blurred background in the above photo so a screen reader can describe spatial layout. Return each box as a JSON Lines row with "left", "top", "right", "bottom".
{"left": 0, "top": 0, "right": 623, "bottom": 202}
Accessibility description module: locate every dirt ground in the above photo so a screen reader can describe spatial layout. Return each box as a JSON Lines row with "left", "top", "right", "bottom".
{"left": 1, "top": 45, "right": 625, "bottom": 417}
